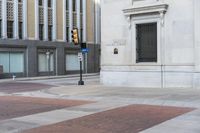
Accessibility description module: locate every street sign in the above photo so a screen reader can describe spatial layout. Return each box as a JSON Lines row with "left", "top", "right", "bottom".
{"left": 78, "top": 52, "right": 83, "bottom": 61}
{"left": 81, "top": 48, "right": 89, "bottom": 53}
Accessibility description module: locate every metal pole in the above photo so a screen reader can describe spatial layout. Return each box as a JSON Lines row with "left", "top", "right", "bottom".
{"left": 78, "top": 51, "right": 84, "bottom": 85}
{"left": 80, "top": 60, "right": 82, "bottom": 81}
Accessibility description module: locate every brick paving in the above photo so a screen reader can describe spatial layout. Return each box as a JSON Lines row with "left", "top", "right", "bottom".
{"left": 23, "top": 104, "right": 194, "bottom": 133}
{"left": 0, "top": 82, "right": 55, "bottom": 93}
{"left": 0, "top": 96, "right": 92, "bottom": 121}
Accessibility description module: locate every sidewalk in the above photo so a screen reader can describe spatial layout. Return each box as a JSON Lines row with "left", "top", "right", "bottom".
{"left": 1, "top": 82, "right": 200, "bottom": 132}
{"left": 0, "top": 73, "right": 99, "bottom": 83}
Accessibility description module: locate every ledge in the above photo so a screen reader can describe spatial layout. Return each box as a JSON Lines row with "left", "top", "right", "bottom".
{"left": 123, "top": 3, "right": 168, "bottom": 16}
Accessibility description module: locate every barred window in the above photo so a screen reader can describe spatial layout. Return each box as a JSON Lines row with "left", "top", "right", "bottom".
{"left": 73, "top": 0, "right": 76, "bottom": 12}
{"left": 66, "top": 0, "right": 69, "bottom": 10}
{"left": 0, "top": 20, "right": 1, "bottom": 38}
{"left": 136, "top": 23, "right": 157, "bottom": 62}
{"left": 48, "top": 0, "right": 52, "bottom": 8}
{"left": 80, "top": 0, "right": 82, "bottom": 13}
{"left": 19, "top": 22, "right": 23, "bottom": 39}
{"left": 48, "top": 25, "right": 52, "bottom": 41}
{"left": 66, "top": 27, "right": 69, "bottom": 42}
{"left": 7, "top": 21, "right": 13, "bottom": 38}
{"left": 80, "top": 28, "right": 83, "bottom": 42}
{"left": 39, "top": 24, "right": 43, "bottom": 40}
{"left": 39, "top": 0, "right": 43, "bottom": 6}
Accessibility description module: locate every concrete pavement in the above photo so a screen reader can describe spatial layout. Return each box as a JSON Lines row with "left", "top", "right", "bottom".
{"left": 0, "top": 75, "right": 200, "bottom": 132}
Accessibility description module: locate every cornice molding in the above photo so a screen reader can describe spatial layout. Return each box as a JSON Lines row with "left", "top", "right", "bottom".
{"left": 123, "top": 3, "right": 168, "bottom": 16}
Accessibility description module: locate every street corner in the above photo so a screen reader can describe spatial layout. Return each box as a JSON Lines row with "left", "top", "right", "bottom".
{"left": 22, "top": 104, "right": 195, "bottom": 133}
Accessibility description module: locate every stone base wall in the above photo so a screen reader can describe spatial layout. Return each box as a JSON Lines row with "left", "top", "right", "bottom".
{"left": 101, "top": 65, "right": 199, "bottom": 88}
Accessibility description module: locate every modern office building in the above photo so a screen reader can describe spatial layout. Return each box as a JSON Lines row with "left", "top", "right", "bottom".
{"left": 0, "top": 0, "right": 101, "bottom": 78}
{"left": 101, "top": 0, "right": 200, "bottom": 88}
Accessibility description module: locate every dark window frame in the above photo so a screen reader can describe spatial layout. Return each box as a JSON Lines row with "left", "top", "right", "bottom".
{"left": 48, "top": 0, "right": 52, "bottom": 8}
{"left": 66, "top": 0, "right": 69, "bottom": 10}
{"left": 0, "top": 20, "right": 2, "bottom": 38}
{"left": 39, "top": 24, "right": 44, "bottom": 40}
{"left": 39, "top": 0, "right": 43, "bottom": 6}
{"left": 73, "top": 0, "right": 76, "bottom": 12}
{"left": 66, "top": 26, "right": 69, "bottom": 42}
{"left": 48, "top": 25, "right": 52, "bottom": 41}
{"left": 80, "top": 0, "right": 83, "bottom": 13}
{"left": 7, "top": 21, "right": 13, "bottom": 38}
{"left": 80, "top": 28, "right": 83, "bottom": 43}
{"left": 136, "top": 23, "right": 157, "bottom": 63}
{"left": 19, "top": 22, "right": 23, "bottom": 39}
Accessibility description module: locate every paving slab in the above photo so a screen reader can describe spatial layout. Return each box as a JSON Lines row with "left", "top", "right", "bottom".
{"left": 0, "top": 96, "right": 92, "bottom": 121}
{"left": 22, "top": 105, "right": 194, "bottom": 133}
{"left": 0, "top": 120, "right": 38, "bottom": 133}
{"left": 141, "top": 109, "right": 200, "bottom": 133}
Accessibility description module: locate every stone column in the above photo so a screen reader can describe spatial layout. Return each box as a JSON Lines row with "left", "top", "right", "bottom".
{"left": 63, "top": 0, "right": 66, "bottom": 41}
{"left": 77, "top": 0, "right": 81, "bottom": 39}
{"left": 82, "top": 0, "right": 86, "bottom": 42}
{"left": 35, "top": 0, "right": 39, "bottom": 40}
{"left": 52, "top": 0, "right": 57, "bottom": 41}
{"left": 44, "top": 0, "right": 48, "bottom": 41}
{"left": 69, "top": 0, "right": 73, "bottom": 42}
{"left": 2, "top": 0, "right": 7, "bottom": 39}
{"left": 27, "top": 45, "right": 37, "bottom": 77}
{"left": 23, "top": 0, "right": 28, "bottom": 39}
{"left": 193, "top": 0, "right": 200, "bottom": 87}
{"left": 14, "top": 0, "right": 19, "bottom": 39}
{"left": 56, "top": 45, "right": 65, "bottom": 75}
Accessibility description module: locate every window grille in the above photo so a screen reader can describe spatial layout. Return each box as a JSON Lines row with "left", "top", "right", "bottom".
{"left": 19, "top": 22, "right": 23, "bottom": 39}
{"left": 39, "top": 24, "right": 44, "bottom": 40}
{"left": 7, "top": 0, "right": 14, "bottom": 21}
{"left": 7, "top": 21, "right": 13, "bottom": 38}
{"left": 0, "top": 0, "right": 2, "bottom": 19}
{"left": 39, "top": 6, "right": 44, "bottom": 24}
{"left": 136, "top": 23, "right": 157, "bottom": 62}
{"left": 48, "top": 8, "right": 52, "bottom": 25}
{"left": 73, "top": 12, "right": 77, "bottom": 28}
{"left": 18, "top": 2, "right": 23, "bottom": 22}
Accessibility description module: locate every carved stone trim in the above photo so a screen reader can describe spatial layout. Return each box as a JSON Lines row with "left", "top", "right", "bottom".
{"left": 123, "top": 3, "right": 168, "bottom": 16}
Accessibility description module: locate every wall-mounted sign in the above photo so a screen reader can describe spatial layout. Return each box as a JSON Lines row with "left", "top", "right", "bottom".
{"left": 114, "top": 48, "right": 118, "bottom": 54}
{"left": 106, "top": 39, "right": 126, "bottom": 46}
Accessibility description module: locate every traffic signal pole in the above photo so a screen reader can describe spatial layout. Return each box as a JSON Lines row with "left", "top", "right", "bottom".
{"left": 78, "top": 58, "right": 84, "bottom": 85}
{"left": 71, "top": 28, "right": 85, "bottom": 85}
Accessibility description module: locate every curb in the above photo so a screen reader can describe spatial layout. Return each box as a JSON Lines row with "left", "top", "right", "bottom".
{"left": 0, "top": 73, "right": 100, "bottom": 82}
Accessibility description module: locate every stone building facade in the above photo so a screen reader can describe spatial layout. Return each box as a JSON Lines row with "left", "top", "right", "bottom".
{"left": 0, "top": 0, "right": 101, "bottom": 78}
{"left": 101, "top": 0, "right": 200, "bottom": 88}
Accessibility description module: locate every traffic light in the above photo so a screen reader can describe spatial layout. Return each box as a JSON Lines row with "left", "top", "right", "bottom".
{"left": 71, "top": 28, "right": 79, "bottom": 45}
{"left": 81, "top": 43, "right": 86, "bottom": 49}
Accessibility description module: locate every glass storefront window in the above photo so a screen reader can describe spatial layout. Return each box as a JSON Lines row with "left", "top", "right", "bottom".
{"left": 66, "top": 54, "right": 82, "bottom": 71}
{"left": 0, "top": 52, "right": 24, "bottom": 73}
{"left": 10, "top": 53, "right": 24, "bottom": 73}
{"left": 0, "top": 53, "right": 9, "bottom": 73}
{"left": 66, "top": 54, "right": 79, "bottom": 71}
{"left": 38, "top": 53, "right": 54, "bottom": 72}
